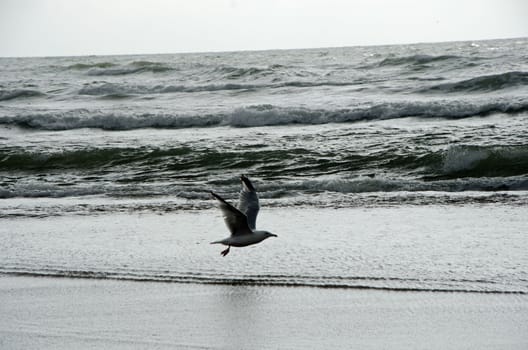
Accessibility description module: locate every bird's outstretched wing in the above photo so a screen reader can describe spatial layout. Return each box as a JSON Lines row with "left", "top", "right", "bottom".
{"left": 238, "top": 175, "right": 260, "bottom": 230}
{"left": 210, "top": 191, "right": 252, "bottom": 236}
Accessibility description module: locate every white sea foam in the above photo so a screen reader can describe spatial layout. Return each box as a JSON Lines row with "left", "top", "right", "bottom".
{"left": 1, "top": 98, "right": 527, "bottom": 131}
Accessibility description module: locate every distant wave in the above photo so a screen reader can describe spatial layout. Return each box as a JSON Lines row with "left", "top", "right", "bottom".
{"left": 78, "top": 82, "right": 265, "bottom": 96}
{"left": 378, "top": 54, "right": 463, "bottom": 67}
{"left": 2, "top": 101, "right": 528, "bottom": 131}
{"left": 0, "top": 89, "right": 45, "bottom": 101}
{"left": 419, "top": 71, "right": 528, "bottom": 94}
{"left": 77, "top": 80, "right": 360, "bottom": 96}
{"left": 67, "top": 62, "right": 117, "bottom": 69}
{"left": 1, "top": 268, "right": 524, "bottom": 294}
{"left": 215, "top": 64, "right": 283, "bottom": 79}
{"left": 68, "top": 60, "right": 173, "bottom": 76}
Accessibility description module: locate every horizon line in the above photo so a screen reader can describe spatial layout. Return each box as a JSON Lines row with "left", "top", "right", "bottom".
{"left": 1, "top": 35, "right": 526, "bottom": 59}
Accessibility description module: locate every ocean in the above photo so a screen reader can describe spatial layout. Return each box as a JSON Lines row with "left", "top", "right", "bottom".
{"left": 1, "top": 38, "right": 528, "bottom": 294}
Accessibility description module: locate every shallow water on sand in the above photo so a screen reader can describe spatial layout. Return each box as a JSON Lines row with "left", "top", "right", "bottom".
{"left": 1, "top": 205, "right": 526, "bottom": 294}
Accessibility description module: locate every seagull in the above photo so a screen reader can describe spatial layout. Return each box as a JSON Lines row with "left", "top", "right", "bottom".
{"left": 210, "top": 175, "right": 277, "bottom": 256}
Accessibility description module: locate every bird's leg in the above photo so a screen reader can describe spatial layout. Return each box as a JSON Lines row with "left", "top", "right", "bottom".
{"left": 221, "top": 246, "right": 231, "bottom": 257}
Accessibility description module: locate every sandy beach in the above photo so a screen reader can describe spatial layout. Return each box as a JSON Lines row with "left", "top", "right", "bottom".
{"left": 1, "top": 275, "right": 527, "bottom": 349}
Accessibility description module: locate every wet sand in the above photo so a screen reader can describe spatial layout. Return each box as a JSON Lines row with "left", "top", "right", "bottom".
{"left": 1, "top": 276, "right": 527, "bottom": 349}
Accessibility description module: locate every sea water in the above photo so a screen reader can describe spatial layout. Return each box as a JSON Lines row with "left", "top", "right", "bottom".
{"left": 1, "top": 38, "right": 527, "bottom": 294}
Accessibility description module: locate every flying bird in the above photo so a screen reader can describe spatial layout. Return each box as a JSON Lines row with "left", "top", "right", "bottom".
{"left": 210, "top": 175, "right": 277, "bottom": 256}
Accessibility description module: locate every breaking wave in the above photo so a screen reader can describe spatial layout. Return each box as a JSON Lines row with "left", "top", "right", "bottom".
{"left": 2, "top": 100, "right": 528, "bottom": 131}
{"left": 1, "top": 143, "right": 526, "bottom": 199}
{"left": 0, "top": 109, "right": 223, "bottom": 130}
{"left": 2, "top": 177, "right": 526, "bottom": 200}
{"left": 438, "top": 144, "right": 528, "bottom": 178}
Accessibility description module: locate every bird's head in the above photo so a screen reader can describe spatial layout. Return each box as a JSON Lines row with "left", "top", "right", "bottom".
{"left": 264, "top": 231, "right": 278, "bottom": 238}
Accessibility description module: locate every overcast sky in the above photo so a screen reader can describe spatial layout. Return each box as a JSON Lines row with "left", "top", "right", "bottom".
{"left": 1, "top": 0, "right": 526, "bottom": 57}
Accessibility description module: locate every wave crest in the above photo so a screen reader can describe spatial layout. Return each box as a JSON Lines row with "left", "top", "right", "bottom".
{"left": 379, "top": 54, "right": 461, "bottom": 66}
{"left": 218, "top": 65, "right": 274, "bottom": 79}
{"left": 439, "top": 144, "right": 528, "bottom": 178}
{"left": 2, "top": 100, "right": 528, "bottom": 131}
{"left": 78, "top": 82, "right": 263, "bottom": 96}
{"left": 226, "top": 101, "right": 528, "bottom": 127}
{"left": 0, "top": 146, "right": 193, "bottom": 171}
{"left": 1, "top": 143, "right": 527, "bottom": 200}
{"left": 0, "top": 89, "right": 45, "bottom": 101}
{"left": 68, "top": 60, "right": 173, "bottom": 76}
{"left": 67, "top": 62, "right": 116, "bottom": 69}
{"left": 420, "top": 71, "right": 528, "bottom": 94}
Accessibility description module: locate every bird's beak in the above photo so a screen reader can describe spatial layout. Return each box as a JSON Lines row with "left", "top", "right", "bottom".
{"left": 271, "top": 234, "right": 278, "bottom": 237}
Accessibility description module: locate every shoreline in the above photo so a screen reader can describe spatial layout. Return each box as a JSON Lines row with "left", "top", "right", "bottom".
{"left": 1, "top": 272, "right": 526, "bottom": 295}
{"left": 1, "top": 275, "right": 527, "bottom": 349}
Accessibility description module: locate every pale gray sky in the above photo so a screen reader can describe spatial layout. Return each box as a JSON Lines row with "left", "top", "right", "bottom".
{"left": 0, "top": 0, "right": 526, "bottom": 57}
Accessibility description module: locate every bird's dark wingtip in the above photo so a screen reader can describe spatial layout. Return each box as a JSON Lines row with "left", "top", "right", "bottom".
{"left": 240, "top": 174, "right": 256, "bottom": 191}
{"left": 210, "top": 191, "right": 228, "bottom": 204}
{"left": 210, "top": 190, "right": 219, "bottom": 200}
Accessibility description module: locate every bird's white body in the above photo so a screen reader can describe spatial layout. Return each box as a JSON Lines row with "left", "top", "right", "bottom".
{"left": 211, "top": 230, "right": 274, "bottom": 247}
{"left": 210, "top": 175, "right": 277, "bottom": 256}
